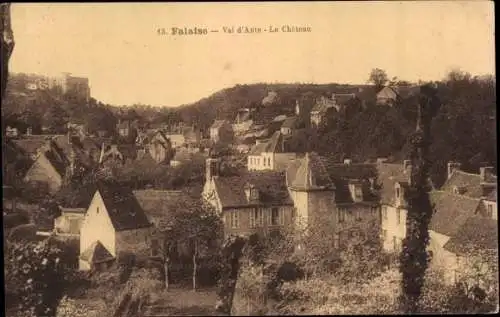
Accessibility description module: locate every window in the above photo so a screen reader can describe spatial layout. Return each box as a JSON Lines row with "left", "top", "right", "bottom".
{"left": 355, "top": 209, "right": 362, "bottom": 221}
{"left": 338, "top": 208, "right": 346, "bottom": 223}
{"left": 267, "top": 157, "right": 271, "bottom": 167}
{"left": 230, "top": 211, "right": 239, "bottom": 229}
{"left": 270, "top": 208, "right": 280, "bottom": 226}
{"left": 396, "top": 209, "right": 401, "bottom": 225}
{"left": 396, "top": 187, "right": 400, "bottom": 199}
{"left": 151, "top": 239, "right": 159, "bottom": 257}
{"left": 96, "top": 207, "right": 100, "bottom": 214}
{"left": 381, "top": 229, "right": 387, "bottom": 240}
{"left": 354, "top": 186, "right": 363, "bottom": 200}
{"left": 382, "top": 206, "right": 388, "bottom": 220}
{"left": 393, "top": 236, "right": 398, "bottom": 251}
{"left": 250, "top": 209, "right": 264, "bottom": 228}
{"left": 487, "top": 204, "right": 493, "bottom": 218}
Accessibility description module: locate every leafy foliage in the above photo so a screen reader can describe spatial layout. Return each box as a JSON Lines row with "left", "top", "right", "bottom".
{"left": 4, "top": 236, "right": 80, "bottom": 317}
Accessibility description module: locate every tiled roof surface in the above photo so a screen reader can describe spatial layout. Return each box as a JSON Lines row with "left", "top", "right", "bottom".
{"left": 248, "top": 142, "right": 268, "bottom": 156}
{"left": 213, "top": 171, "right": 293, "bottom": 209}
{"left": 12, "top": 136, "right": 52, "bottom": 156}
{"left": 288, "top": 153, "right": 379, "bottom": 203}
{"left": 441, "top": 171, "right": 485, "bottom": 198}
{"left": 443, "top": 215, "right": 498, "bottom": 255}
{"left": 376, "top": 163, "right": 411, "bottom": 205}
{"left": 80, "top": 241, "right": 115, "bottom": 264}
{"left": 133, "top": 189, "right": 191, "bottom": 225}
{"left": 96, "top": 182, "right": 152, "bottom": 231}
{"left": 428, "top": 190, "right": 481, "bottom": 237}
{"left": 333, "top": 93, "right": 356, "bottom": 104}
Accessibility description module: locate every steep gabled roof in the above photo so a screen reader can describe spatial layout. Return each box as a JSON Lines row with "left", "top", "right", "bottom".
{"left": 213, "top": 171, "right": 293, "bottom": 209}
{"left": 288, "top": 153, "right": 379, "bottom": 203}
{"left": 249, "top": 141, "right": 268, "bottom": 156}
{"left": 443, "top": 215, "right": 498, "bottom": 255}
{"left": 80, "top": 241, "right": 115, "bottom": 264}
{"left": 428, "top": 190, "right": 481, "bottom": 237}
{"left": 96, "top": 182, "right": 152, "bottom": 231}
{"left": 133, "top": 190, "right": 193, "bottom": 226}
{"left": 12, "top": 136, "right": 53, "bottom": 157}
{"left": 376, "top": 163, "right": 411, "bottom": 205}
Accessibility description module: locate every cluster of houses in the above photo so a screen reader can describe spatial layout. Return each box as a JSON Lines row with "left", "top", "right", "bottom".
{"left": 2, "top": 84, "right": 497, "bottom": 287}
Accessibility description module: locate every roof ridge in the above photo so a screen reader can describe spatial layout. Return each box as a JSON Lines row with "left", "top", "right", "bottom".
{"left": 453, "top": 170, "right": 481, "bottom": 177}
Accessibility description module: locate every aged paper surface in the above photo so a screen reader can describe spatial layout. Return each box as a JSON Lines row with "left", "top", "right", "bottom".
{"left": 2, "top": 2, "right": 497, "bottom": 316}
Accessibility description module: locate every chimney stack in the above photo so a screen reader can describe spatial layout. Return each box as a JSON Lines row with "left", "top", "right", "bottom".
{"left": 447, "top": 162, "right": 462, "bottom": 180}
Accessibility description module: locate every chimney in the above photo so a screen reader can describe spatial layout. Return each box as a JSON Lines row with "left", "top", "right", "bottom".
{"left": 447, "top": 162, "right": 461, "bottom": 180}
{"left": 480, "top": 166, "right": 494, "bottom": 183}
{"left": 344, "top": 158, "right": 352, "bottom": 165}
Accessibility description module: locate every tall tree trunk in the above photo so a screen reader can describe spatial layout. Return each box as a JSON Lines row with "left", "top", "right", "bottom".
{"left": 192, "top": 239, "right": 197, "bottom": 291}
{"left": 399, "top": 85, "right": 440, "bottom": 313}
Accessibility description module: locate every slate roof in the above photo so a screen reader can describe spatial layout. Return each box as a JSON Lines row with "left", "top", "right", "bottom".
{"left": 249, "top": 142, "right": 268, "bottom": 156}
{"left": 96, "top": 182, "right": 152, "bottom": 231}
{"left": 80, "top": 241, "right": 115, "bottom": 264}
{"left": 441, "top": 170, "right": 486, "bottom": 198}
{"left": 133, "top": 190, "right": 192, "bottom": 226}
{"left": 213, "top": 171, "right": 293, "bottom": 209}
{"left": 44, "top": 149, "right": 68, "bottom": 177}
{"left": 288, "top": 152, "right": 379, "bottom": 203}
{"left": 12, "top": 136, "right": 53, "bottom": 157}
{"left": 443, "top": 215, "right": 498, "bottom": 255}
{"left": 376, "top": 163, "right": 411, "bottom": 205}
{"left": 428, "top": 190, "right": 481, "bottom": 237}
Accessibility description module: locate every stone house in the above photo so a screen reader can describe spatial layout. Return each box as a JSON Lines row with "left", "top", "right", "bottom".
{"left": 378, "top": 160, "right": 498, "bottom": 284}
{"left": 286, "top": 153, "right": 380, "bottom": 248}
{"left": 203, "top": 157, "right": 294, "bottom": 238}
{"left": 210, "top": 120, "right": 233, "bottom": 144}
{"left": 247, "top": 131, "right": 297, "bottom": 172}
{"left": 79, "top": 183, "right": 153, "bottom": 271}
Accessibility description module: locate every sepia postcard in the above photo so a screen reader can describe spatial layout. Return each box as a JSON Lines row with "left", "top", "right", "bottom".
{"left": 1, "top": 2, "right": 497, "bottom": 316}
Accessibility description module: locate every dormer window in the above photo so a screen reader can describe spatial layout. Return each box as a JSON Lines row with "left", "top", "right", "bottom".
{"left": 244, "top": 183, "right": 259, "bottom": 202}
{"left": 348, "top": 182, "right": 363, "bottom": 202}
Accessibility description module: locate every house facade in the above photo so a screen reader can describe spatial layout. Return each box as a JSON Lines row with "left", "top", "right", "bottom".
{"left": 79, "top": 183, "right": 153, "bottom": 271}
{"left": 378, "top": 160, "right": 498, "bottom": 284}
{"left": 247, "top": 131, "right": 297, "bottom": 172}
{"left": 203, "top": 157, "right": 294, "bottom": 238}
{"left": 376, "top": 85, "right": 420, "bottom": 106}
{"left": 286, "top": 153, "right": 380, "bottom": 248}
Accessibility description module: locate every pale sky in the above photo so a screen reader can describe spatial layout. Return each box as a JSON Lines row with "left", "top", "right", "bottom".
{"left": 10, "top": 2, "right": 495, "bottom": 107}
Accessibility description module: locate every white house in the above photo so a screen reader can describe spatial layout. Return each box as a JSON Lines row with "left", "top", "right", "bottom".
{"left": 247, "top": 131, "right": 297, "bottom": 172}
{"left": 79, "top": 183, "right": 153, "bottom": 271}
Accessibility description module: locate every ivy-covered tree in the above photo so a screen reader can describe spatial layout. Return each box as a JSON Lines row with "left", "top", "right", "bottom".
{"left": 399, "top": 84, "right": 441, "bottom": 313}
